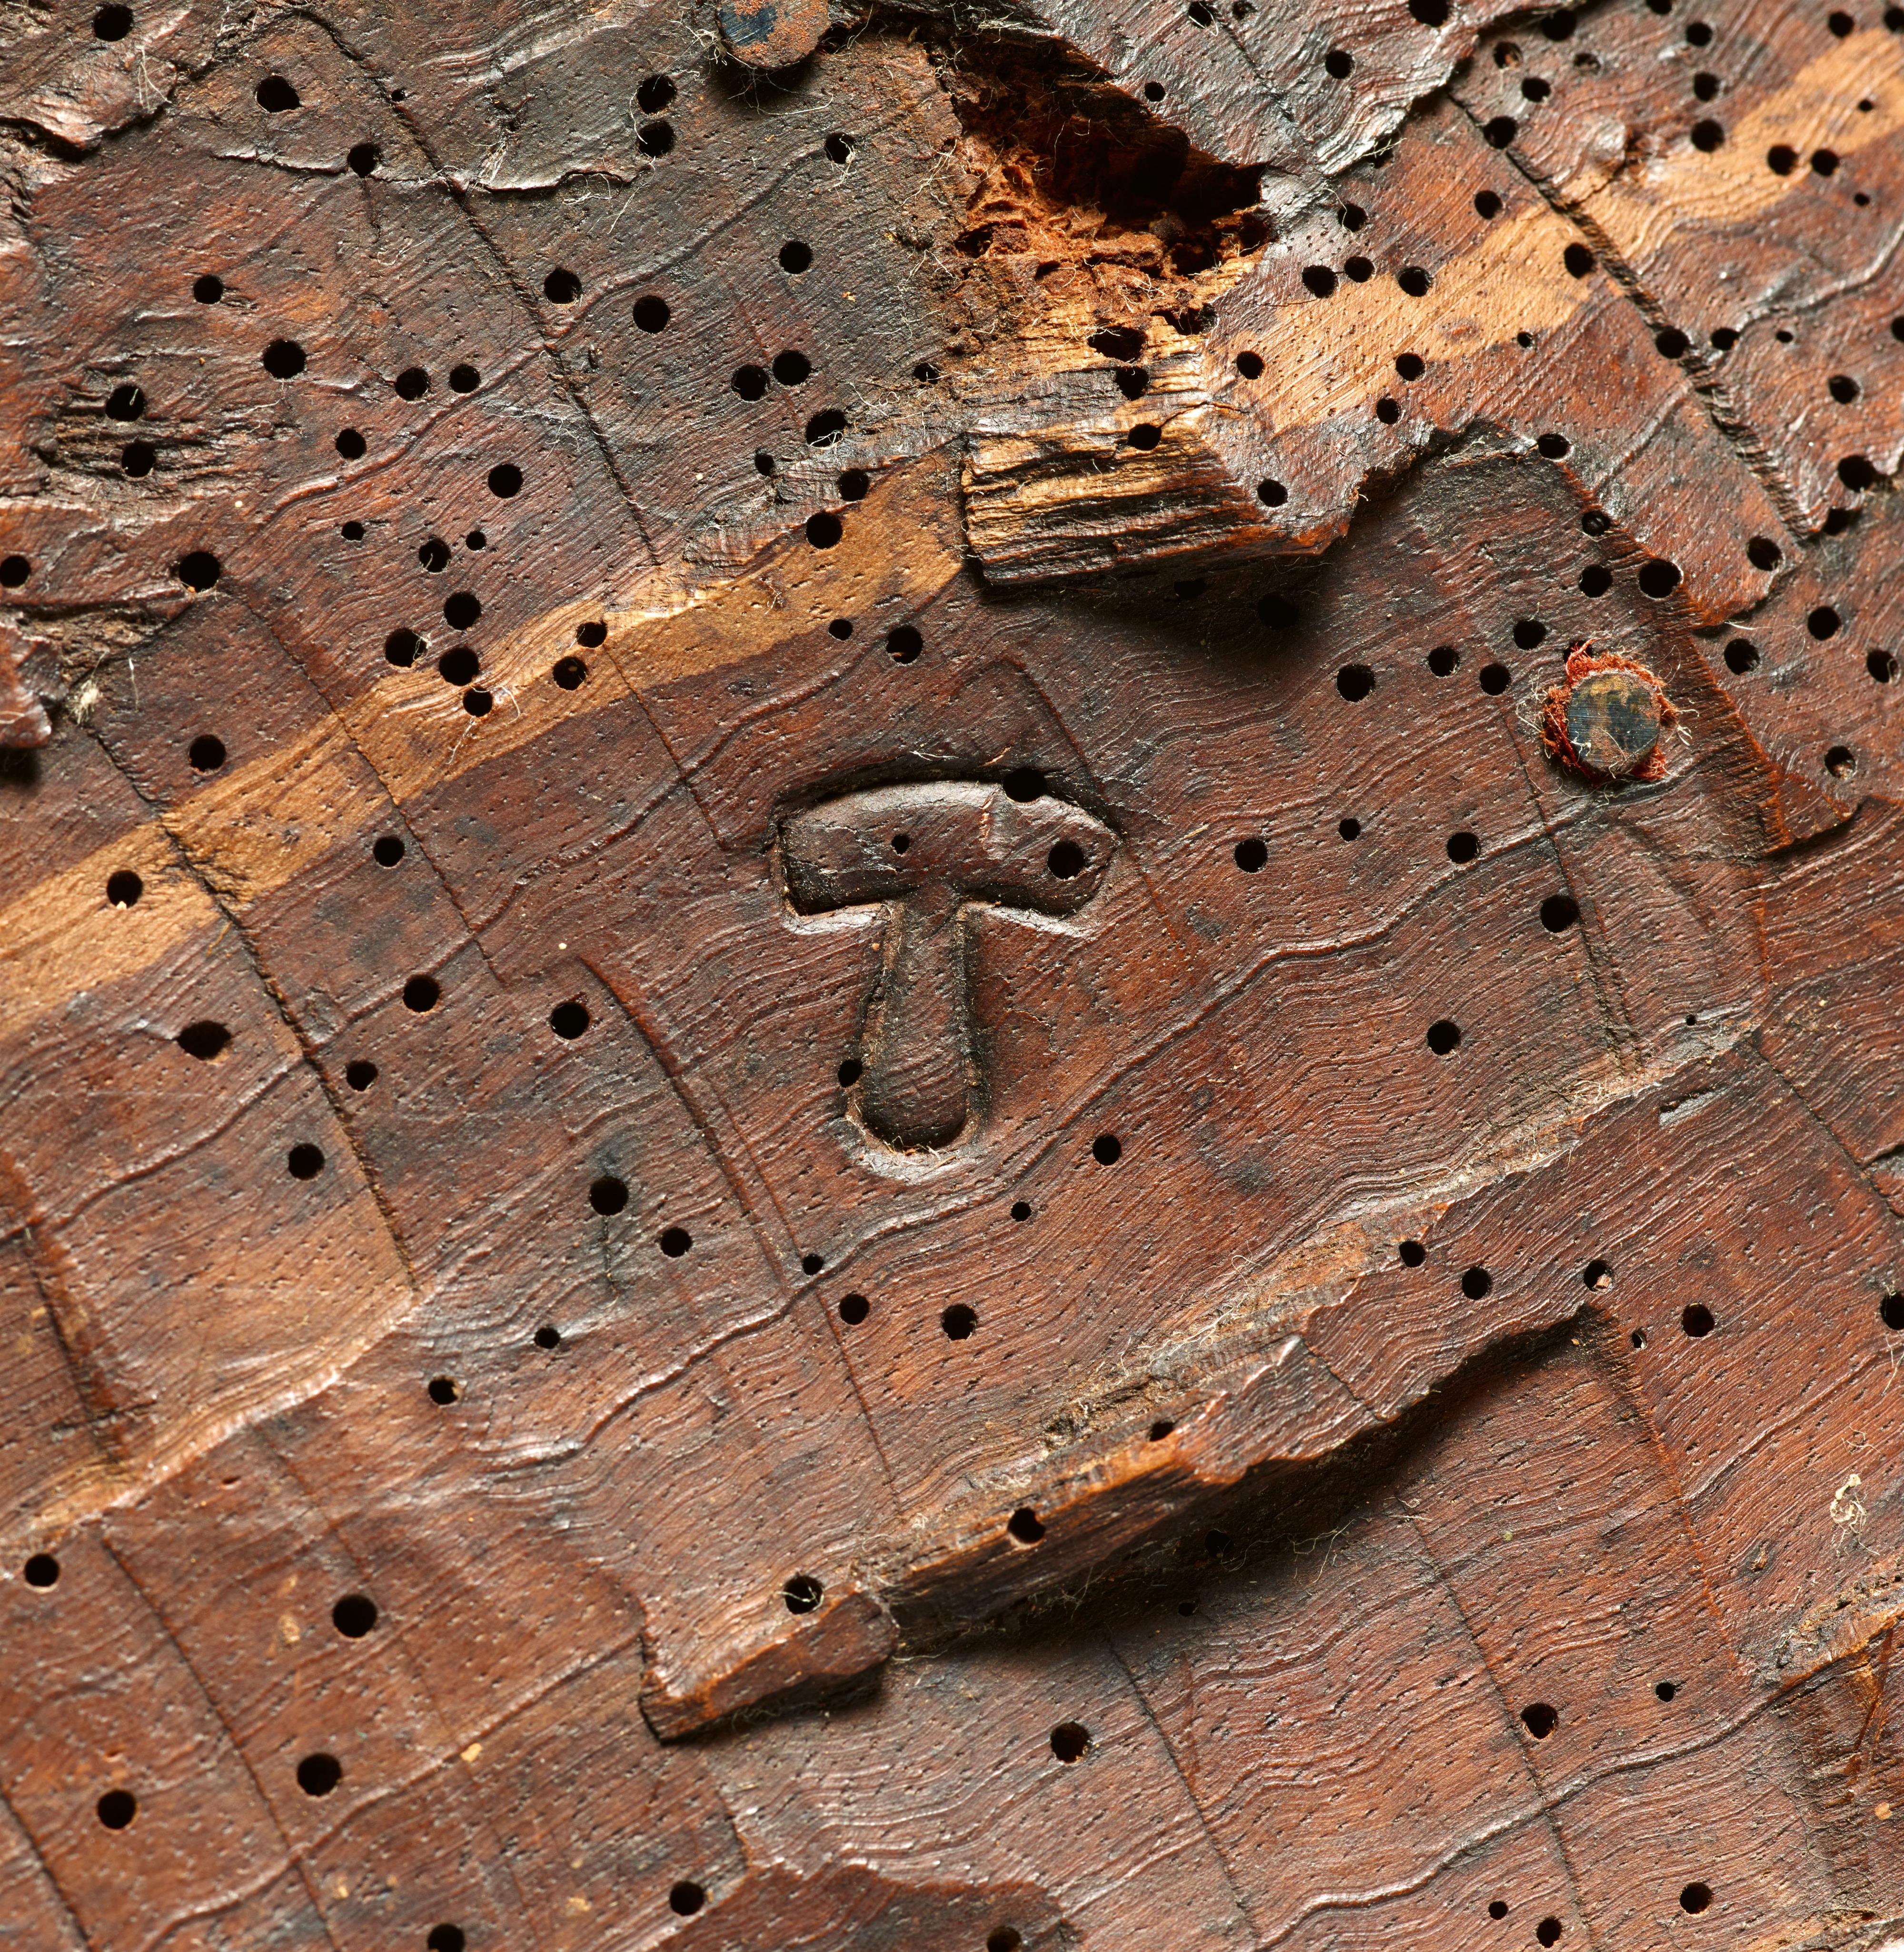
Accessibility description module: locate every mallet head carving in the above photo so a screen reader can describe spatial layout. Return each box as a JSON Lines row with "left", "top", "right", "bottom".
{"left": 781, "top": 780, "right": 1116, "bottom": 1156}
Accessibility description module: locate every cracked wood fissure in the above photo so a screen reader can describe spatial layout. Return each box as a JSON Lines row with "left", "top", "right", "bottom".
{"left": 5, "top": 0, "right": 1904, "bottom": 1945}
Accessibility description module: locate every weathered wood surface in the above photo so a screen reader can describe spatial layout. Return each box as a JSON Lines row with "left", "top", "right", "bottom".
{"left": 4, "top": 0, "right": 1904, "bottom": 1945}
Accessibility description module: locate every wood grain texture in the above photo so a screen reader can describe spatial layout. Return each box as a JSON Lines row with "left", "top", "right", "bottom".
{"left": 3, "top": 0, "right": 1904, "bottom": 1945}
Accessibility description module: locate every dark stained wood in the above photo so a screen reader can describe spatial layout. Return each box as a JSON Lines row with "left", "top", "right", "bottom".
{"left": 4, "top": 0, "right": 1904, "bottom": 1945}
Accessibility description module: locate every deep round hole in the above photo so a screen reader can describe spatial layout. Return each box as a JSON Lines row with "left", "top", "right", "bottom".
{"left": 96, "top": 1790, "right": 137, "bottom": 1830}
{"left": 732, "top": 364, "right": 769, "bottom": 400}
{"left": 1826, "top": 745, "right": 1856, "bottom": 779}
{"left": 1540, "top": 894, "right": 1579, "bottom": 932}
{"left": 1002, "top": 766, "right": 1045, "bottom": 802}
{"left": 105, "top": 382, "right": 145, "bottom": 422}
{"left": 1536, "top": 432, "right": 1571, "bottom": 458}
{"left": 589, "top": 1176, "right": 628, "bottom": 1216}
{"left": 1536, "top": 1919, "right": 1562, "bottom": 1947}
{"left": 543, "top": 268, "right": 582, "bottom": 304}
{"left": 1337, "top": 663, "right": 1375, "bottom": 700}
{"left": 93, "top": 2, "right": 132, "bottom": 36}
{"left": 1488, "top": 1901, "right": 1509, "bottom": 1920}
{"left": 1257, "top": 478, "right": 1289, "bottom": 507}
{"left": 1339, "top": 817, "right": 1361, "bottom": 840}
{"left": 1427, "top": 1019, "right": 1462, "bottom": 1056}
{"left": 1050, "top": 1722, "right": 1091, "bottom": 1762}
{"left": 23, "top": 1553, "right": 59, "bottom": 1588}
{"left": 373, "top": 834, "right": 405, "bottom": 867}
{"left": 1149, "top": 1419, "right": 1175, "bottom": 1441}
{"left": 1008, "top": 1506, "right": 1045, "bottom": 1544}
{"left": 448, "top": 364, "right": 480, "bottom": 394}
{"left": 345, "top": 1060, "right": 377, "bottom": 1092}
{"left": 106, "top": 869, "right": 143, "bottom": 908}
{"left": 1637, "top": 558, "right": 1683, "bottom": 599}
{"left": 806, "top": 408, "right": 848, "bottom": 448}
{"left": 444, "top": 592, "right": 481, "bottom": 630}
{"left": 417, "top": 537, "right": 451, "bottom": 573}
{"left": 1512, "top": 617, "right": 1548, "bottom": 649}
{"left": 1234, "top": 837, "right": 1267, "bottom": 872}
{"left": 942, "top": 1304, "right": 977, "bottom": 1340}
{"left": 659, "top": 1225, "right": 692, "bottom": 1257}
{"left": 427, "top": 1376, "right": 459, "bottom": 1404}
{"left": 347, "top": 141, "right": 379, "bottom": 176}
{"left": 552, "top": 655, "right": 588, "bottom": 690}
{"left": 1479, "top": 663, "right": 1511, "bottom": 695}
{"left": 988, "top": 1931, "right": 1022, "bottom": 1952}
{"left": 1724, "top": 637, "right": 1759, "bottom": 674}
{"left": 838, "top": 1058, "right": 862, "bottom": 1087}
{"left": 1475, "top": 189, "right": 1503, "bottom": 218}
{"left": 1867, "top": 651, "right": 1898, "bottom": 684}
{"left": 1399, "top": 1240, "right": 1427, "bottom": 1266}
{"left": 637, "top": 73, "right": 676, "bottom": 113}
{"left": 395, "top": 366, "right": 430, "bottom": 401}
{"left": 801, "top": 1252, "right": 824, "bottom": 1276}
{"left": 1092, "top": 1134, "right": 1122, "bottom": 1166}
{"left": 1655, "top": 1680, "right": 1677, "bottom": 1701}
{"left": 1325, "top": 46, "right": 1353, "bottom": 75}
{"left": 1485, "top": 114, "right": 1519, "bottom": 147}
{"left": 1520, "top": 1702, "right": 1557, "bottom": 1739}
{"left": 1563, "top": 242, "right": 1594, "bottom": 277}
{"left": 1011, "top": 1201, "right": 1031, "bottom": 1222}
{"left": 1882, "top": 1293, "right": 1904, "bottom": 1331}
{"left": 669, "top": 1882, "right": 705, "bottom": 1917}
{"left": 825, "top": 131, "right": 855, "bottom": 163}
{"left": 773, "top": 349, "right": 811, "bottom": 387}
{"left": 1127, "top": 423, "right": 1162, "bottom": 450}
{"left": 287, "top": 1143, "right": 325, "bottom": 1180}
{"left": 778, "top": 239, "right": 813, "bottom": 276}
{"left": 1656, "top": 328, "right": 1689, "bottom": 358}
{"left": 1447, "top": 830, "right": 1479, "bottom": 864}
{"left": 1690, "top": 118, "right": 1725, "bottom": 151}
{"left": 837, "top": 468, "right": 871, "bottom": 502}
{"left": 192, "top": 272, "right": 225, "bottom": 303}
{"left": 1047, "top": 839, "right": 1086, "bottom": 879}
{"left": 262, "top": 339, "right": 307, "bottom": 380}
{"left": 542, "top": 995, "right": 592, "bottom": 1044}
{"left": 176, "top": 550, "right": 221, "bottom": 591}
{"left": 806, "top": 511, "right": 843, "bottom": 549}
{"left": 1681, "top": 1302, "right": 1715, "bottom": 1337}
{"left": 636, "top": 119, "right": 674, "bottom": 156}
{"left": 256, "top": 75, "right": 300, "bottom": 112}
{"left": 1397, "top": 265, "right": 1432, "bottom": 297}
{"left": 385, "top": 629, "right": 421, "bottom": 667}
{"left": 1578, "top": 564, "right": 1611, "bottom": 597}
{"left": 1236, "top": 349, "right": 1264, "bottom": 378}
{"left": 783, "top": 1573, "right": 823, "bottom": 1613}
{"left": 1461, "top": 1265, "right": 1494, "bottom": 1300}
{"left": 1376, "top": 396, "right": 1399, "bottom": 425}
{"left": 403, "top": 974, "right": 440, "bottom": 1013}
{"left": 437, "top": 645, "right": 479, "bottom": 686}
{"left": 188, "top": 734, "right": 227, "bottom": 772}
{"left": 534, "top": 1325, "right": 562, "bottom": 1350}
{"left": 632, "top": 294, "right": 671, "bottom": 333}
{"left": 838, "top": 1293, "right": 869, "bottom": 1325}
{"left": 1428, "top": 645, "right": 1459, "bottom": 676}
{"left": 1396, "top": 352, "right": 1425, "bottom": 381}
{"left": 487, "top": 463, "right": 523, "bottom": 498}
{"left": 1301, "top": 264, "right": 1339, "bottom": 298}
{"left": 176, "top": 1019, "right": 231, "bottom": 1062}
{"left": 331, "top": 1593, "right": 377, "bottom": 1638}
{"left": 1679, "top": 1883, "right": 1712, "bottom": 1915}
{"left": 296, "top": 1753, "right": 342, "bottom": 1797}
{"left": 888, "top": 626, "right": 922, "bottom": 664}
{"left": 462, "top": 688, "right": 493, "bottom": 717}
{"left": 427, "top": 1928, "right": 466, "bottom": 1952}
{"left": 1808, "top": 604, "right": 1843, "bottom": 640}
{"left": 1840, "top": 454, "right": 1877, "bottom": 490}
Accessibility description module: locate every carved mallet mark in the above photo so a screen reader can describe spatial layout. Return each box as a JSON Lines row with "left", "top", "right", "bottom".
{"left": 781, "top": 782, "right": 1115, "bottom": 1155}
{"left": 718, "top": 0, "right": 829, "bottom": 70}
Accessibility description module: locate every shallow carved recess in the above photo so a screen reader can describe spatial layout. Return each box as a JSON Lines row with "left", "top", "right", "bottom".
{"left": 3, "top": 0, "right": 1904, "bottom": 1945}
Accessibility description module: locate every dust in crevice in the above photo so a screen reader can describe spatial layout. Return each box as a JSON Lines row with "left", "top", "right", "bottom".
{"left": 925, "top": 35, "right": 1274, "bottom": 345}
